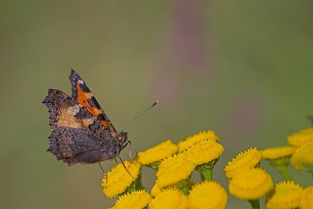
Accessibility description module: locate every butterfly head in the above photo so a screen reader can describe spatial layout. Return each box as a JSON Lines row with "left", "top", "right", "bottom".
{"left": 116, "top": 131, "right": 129, "bottom": 149}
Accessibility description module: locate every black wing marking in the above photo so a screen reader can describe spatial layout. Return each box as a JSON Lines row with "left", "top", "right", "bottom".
{"left": 69, "top": 69, "right": 117, "bottom": 133}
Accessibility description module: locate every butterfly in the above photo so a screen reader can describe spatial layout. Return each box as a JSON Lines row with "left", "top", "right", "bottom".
{"left": 43, "top": 69, "right": 129, "bottom": 165}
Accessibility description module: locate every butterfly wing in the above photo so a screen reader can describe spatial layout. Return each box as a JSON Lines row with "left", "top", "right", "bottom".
{"left": 42, "top": 89, "right": 95, "bottom": 131}
{"left": 42, "top": 89, "right": 119, "bottom": 165}
{"left": 69, "top": 69, "right": 117, "bottom": 135}
{"left": 48, "top": 126, "right": 119, "bottom": 165}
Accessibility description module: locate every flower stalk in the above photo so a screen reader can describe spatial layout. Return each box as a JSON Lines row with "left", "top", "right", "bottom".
{"left": 276, "top": 165, "right": 292, "bottom": 181}
{"left": 267, "top": 157, "right": 293, "bottom": 181}
{"left": 196, "top": 160, "right": 218, "bottom": 181}
{"left": 198, "top": 165, "right": 213, "bottom": 181}
{"left": 175, "top": 177, "right": 194, "bottom": 195}
{"left": 248, "top": 199, "right": 260, "bottom": 209}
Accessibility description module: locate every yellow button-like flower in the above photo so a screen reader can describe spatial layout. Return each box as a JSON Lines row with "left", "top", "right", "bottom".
{"left": 110, "top": 190, "right": 150, "bottom": 209}
{"left": 151, "top": 183, "right": 162, "bottom": 197}
{"left": 287, "top": 127, "right": 313, "bottom": 146}
{"left": 182, "top": 140, "right": 224, "bottom": 166}
{"left": 224, "top": 148, "right": 261, "bottom": 179}
{"left": 137, "top": 140, "right": 178, "bottom": 165}
{"left": 102, "top": 161, "right": 141, "bottom": 198}
{"left": 229, "top": 168, "right": 273, "bottom": 200}
{"left": 261, "top": 146, "right": 296, "bottom": 160}
{"left": 178, "top": 130, "right": 219, "bottom": 152}
{"left": 156, "top": 154, "right": 196, "bottom": 188}
{"left": 188, "top": 181, "right": 228, "bottom": 209}
{"left": 300, "top": 186, "right": 313, "bottom": 209}
{"left": 150, "top": 189, "right": 188, "bottom": 209}
{"left": 266, "top": 181, "right": 303, "bottom": 209}
{"left": 290, "top": 143, "right": 313, "bottom": 170}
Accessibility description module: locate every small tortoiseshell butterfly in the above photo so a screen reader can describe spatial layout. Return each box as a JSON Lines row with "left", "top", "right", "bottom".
{"left": 43, "top": 69, "right": 129, "bottom": 165}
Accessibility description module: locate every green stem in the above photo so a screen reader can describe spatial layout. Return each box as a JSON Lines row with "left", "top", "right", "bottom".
{"left": 248, "top": 199, "right": 260, "bottom": 209}
{"left": 134, "top": 173, "right": 144, "bottom": 190}
{"left": 197, "top": 163, "right": 215, "bottom": 181}
{"left": 277, "top": 166, "right": 292, "bottom": 181}
{"left": 200, "top": 167, "right": 213, "bottom": 181}
{"left": 175, "top": 178, "right": 194, "bottom": 195}
{"left": 124, "top": 173, "right": 144, "bottom": 193}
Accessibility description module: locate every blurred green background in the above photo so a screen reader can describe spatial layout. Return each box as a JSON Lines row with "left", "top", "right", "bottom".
{"left": 1, "top": 1, "right": 312, "bottom": 208}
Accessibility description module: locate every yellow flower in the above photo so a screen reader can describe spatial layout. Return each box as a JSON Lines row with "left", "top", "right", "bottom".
{"left": 229, "top": 168, "right": 273, "bottom": 200}
{"left": 291, "top": 143, "right": 313, "bottom": 170}
{"left": 266, "top": 181, "right": 303, "bottom": 209}
{"left": 287, "top": 127, "right": 313, "bottom": 146}
{"left": 188, "top": 181, "right": 228, "bottom": 209}
{"left": 110, "top": 190, "right": 150, "bottom": 209}
{"left": 261, "top": 146, "right": 296, "bottom": 160}
{"left": 182, "top": 140, "right": 224, "bottom": 166}
{"left": 156, "top": 154, "right": 196, "bottom": 188}
{"left": 224, "top": 148, "right": 261, "bottom": 179}
{"left": 300, "top": 186, "right": 313, "bottom": 209}
{"left": 178, "top": 130, "right": 219, "bottom": 152}
{"left": 137, "top": 140, "right": 178, "bottom": 165}
{"left": 149, "top": 189, "right": 188, "bottom": 209}
{"left": 102, "top": 161, "right": 141, "bottom": 198}
{"left": 151, "top": 183, "right": 162, "bottom": 197}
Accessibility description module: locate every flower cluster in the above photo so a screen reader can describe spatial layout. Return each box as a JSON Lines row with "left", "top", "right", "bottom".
{"left": 224, "top": 126, "right": 313, "bottom": 209}
{"left": 102, "top": 130, "right": 227, "bottom": 209}
{"left": 101, "top": 127, "right": 313, "bottom": 209}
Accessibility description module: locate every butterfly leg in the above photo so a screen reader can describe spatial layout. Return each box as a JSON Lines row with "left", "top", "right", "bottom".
{"left": 129, "top": 152, "right": 138, "bottom": 168}
{"left": 114, "top": 158, "right": 119, "bottom": 165}
{"left": 98, "top": 161, "right": 105, "bottom": 173}
{"left": 98, "top": 161, "right": 109, "bottom": 184}
{"left": 116, "top": 157, "right": 134, "bottom": 180}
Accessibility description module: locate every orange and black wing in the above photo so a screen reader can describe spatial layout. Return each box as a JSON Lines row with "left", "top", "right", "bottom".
{"left": 42, "top": 89, "right": 119, "bottom": 165}
{"left": 69, "top": 69, "right": 117, "bottom": 134}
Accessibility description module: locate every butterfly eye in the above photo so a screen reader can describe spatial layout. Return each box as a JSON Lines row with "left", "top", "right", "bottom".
{"left": 117, "top": 136, "right": 125, "bottom": 143}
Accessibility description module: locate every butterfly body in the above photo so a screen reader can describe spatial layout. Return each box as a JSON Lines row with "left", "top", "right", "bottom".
{"left": 43, "top": 69, "right": 128, "bottom": 165}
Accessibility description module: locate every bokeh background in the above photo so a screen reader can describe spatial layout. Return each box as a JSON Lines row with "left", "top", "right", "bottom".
{"left": 1, "top": 1, "right": 312, "bottom": 208}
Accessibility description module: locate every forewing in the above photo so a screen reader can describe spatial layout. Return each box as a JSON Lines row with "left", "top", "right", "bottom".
{"left": 42, "top": 89, "right": 95, "bottom": 131}
{"left": 69, "top": 69, "right": 117, "bottom": 134}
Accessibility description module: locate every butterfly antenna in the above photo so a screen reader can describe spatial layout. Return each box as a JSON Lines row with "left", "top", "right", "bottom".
{"left": 122, "top": 100, "right": 159, "bottom": 131}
